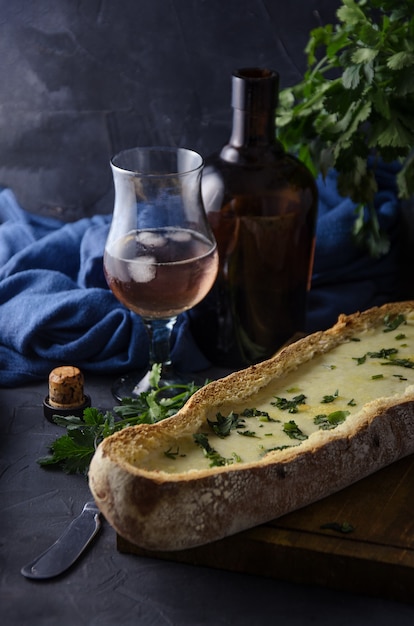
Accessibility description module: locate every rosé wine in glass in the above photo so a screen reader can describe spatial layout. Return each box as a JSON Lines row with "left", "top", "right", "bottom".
{"left": 104, "top": 227, "right": 218, "bottom": 319}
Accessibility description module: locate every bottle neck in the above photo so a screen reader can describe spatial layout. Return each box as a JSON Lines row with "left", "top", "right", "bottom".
{"left": 228, "top": 107, "right": 277, "bottom": 148}
{"left": 219, "top": 68, "right": 283, "bottom": 163}
{"left": 220, "top": 106, "right": 283, "bottom": 163}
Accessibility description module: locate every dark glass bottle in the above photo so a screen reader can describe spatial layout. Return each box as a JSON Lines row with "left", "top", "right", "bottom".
{"left": 189, "top": 67, "right": 318, "bottom": 369}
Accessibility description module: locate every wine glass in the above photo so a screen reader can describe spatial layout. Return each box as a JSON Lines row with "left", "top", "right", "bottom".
{"left": 104, "top": 147, "right": 219, "bottom": 400}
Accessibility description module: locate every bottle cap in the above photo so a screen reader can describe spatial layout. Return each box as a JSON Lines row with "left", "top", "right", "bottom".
{"left": 43, "top": 365, "right": 91, "bottom": 422}
{"left": 231, "top": 67, "right": 279, "bottom": 112}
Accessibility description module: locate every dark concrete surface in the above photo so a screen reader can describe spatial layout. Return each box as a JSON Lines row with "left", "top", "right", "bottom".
{"left": 1, "top": 374, "right": 414, "bottom": 625}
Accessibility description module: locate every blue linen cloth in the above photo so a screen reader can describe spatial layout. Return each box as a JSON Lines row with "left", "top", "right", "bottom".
{"left": 0, "top": 164, "right": 401, "bottom": 387}
{"left": 307, "top": 163, "right": 401, "bottom": 332}
{"left": 0, "top": 188, "right": 210, "bottom": 386}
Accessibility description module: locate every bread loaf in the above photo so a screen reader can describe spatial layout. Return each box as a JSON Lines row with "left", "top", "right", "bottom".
{"left": 89, "top": 302, "right": 414, "bottom": 551}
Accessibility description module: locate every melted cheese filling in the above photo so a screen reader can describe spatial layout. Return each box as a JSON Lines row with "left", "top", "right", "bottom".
{"left": 138, "top": 313, "right": 414, "bottom": 474}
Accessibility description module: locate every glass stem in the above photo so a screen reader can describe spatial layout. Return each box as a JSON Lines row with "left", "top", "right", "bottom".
{"left": 144, "top": 317, "right": 177, "bottom": 373}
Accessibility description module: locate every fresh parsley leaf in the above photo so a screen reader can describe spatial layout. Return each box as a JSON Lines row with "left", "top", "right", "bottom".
{"left": 163, "top": 447, "right": 184, "bottom": 460}
{"left": 38, "top": 432, "right": 99, "bottom": 475}
{"left": 353, "top": 354, "right": 367, "bottom": 365}
{"left": 193, "top": 433, "right": 241, "bottom": 467}
{"left": 383, "top": 313, "right": 406, "bottom": 332}
{"left": 241, "top": 408, "right": 272, "bottom": 419}
{"left": 271, "top": 394, "right": 307, "bottom": 413}
{"left": 276, "top": 1, "right": 414, "bottom": 257}
{"left": 381, "top": 358, "right": 414, "bottom": 369}
{"left": 237, "top": 430, "right": 258, "bottom": 438}
{"left": 321, "top": 521, "right": 355, "bottom": 534}
{"left": 207, "top": 411, "right": 245, "bottom": 437}
{"left": 393, "top": 374, "right": 408, "bottom": 381}
{"left": 207, "top": 407, "right": 278, "bottom": 437}
{"left": 367, "top": 348, "right": 398, "bottom": 359}
{"left": 321, "top": 390, "right": 339, "bottom": 404}
{"left": 283, "top": 420, "right": 308, "bottom": 441}
{"left": 314, "top": 410, "right": 350, "bottom": 430}
{"left": 261, "top": 444, "right": 295, "bottom": 455}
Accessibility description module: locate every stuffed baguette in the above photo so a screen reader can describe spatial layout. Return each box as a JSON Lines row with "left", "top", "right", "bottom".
{"left": 89, "top": 302, "right": 414, "bottom": 551}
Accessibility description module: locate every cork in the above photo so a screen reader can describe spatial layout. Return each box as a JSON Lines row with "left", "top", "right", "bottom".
{"left": 44, "top": 366, "right": 91, "bottom": 421}
{"left": 47, "top": 366, "right": 85, "bottom": 408}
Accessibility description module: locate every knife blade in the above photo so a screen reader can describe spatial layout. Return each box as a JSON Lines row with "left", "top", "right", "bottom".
{"left": 21, "top": 501, "right": 101, "bottom": 580}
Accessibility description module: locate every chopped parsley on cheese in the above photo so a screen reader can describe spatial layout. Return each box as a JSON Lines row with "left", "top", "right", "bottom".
{"left": 137, "top": 313, "right": 414, "bottom": 474}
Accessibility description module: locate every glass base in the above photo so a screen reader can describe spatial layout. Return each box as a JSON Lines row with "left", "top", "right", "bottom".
{"left": 111, "top": 365, "right": 206, "bottom": 402}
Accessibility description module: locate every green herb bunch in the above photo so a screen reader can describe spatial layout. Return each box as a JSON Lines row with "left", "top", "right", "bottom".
{"left": 277, "top": 0, "right": 414, "bottom": 257}
{"left": 38, "top": 364, "right": 205, "bottom": 475}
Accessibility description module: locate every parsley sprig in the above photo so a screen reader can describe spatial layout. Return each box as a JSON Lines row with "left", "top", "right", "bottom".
{"left": 283, "top": 420, "right": 308, "bottom": 441}
{"left": 314, "top": 410, "right": 350, "bottom": 430}
{"left": 271, "top": 394, "right": 307, "bottom": 413}
{"left": 383, "top": 313, "right": 407, "bottom": 332}
{"left": 207, "top": 408, "right": 272, "bottom": 437}
{"left": 207, "top": 411, "right": 246, "bottom": 437}
{"left": 38, "top": 364, "right": 205, "bottom": 475}
{"left": 193, "top": 433, "right": 241, "bottom": 467}
{"left": 321, "top": 521, "right": 355, "bottom": 534}
{"left": 277, "top": 0, "right": 414, "bottom": 257}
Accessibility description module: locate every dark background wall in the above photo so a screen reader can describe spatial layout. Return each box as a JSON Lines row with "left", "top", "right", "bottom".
{"left": 0, "top": 0, "right": 339, "bottom": 221}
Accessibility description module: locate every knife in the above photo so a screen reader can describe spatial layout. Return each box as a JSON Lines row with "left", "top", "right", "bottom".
{"left": 21, "top": 501, "right": 101, "bottom": 580}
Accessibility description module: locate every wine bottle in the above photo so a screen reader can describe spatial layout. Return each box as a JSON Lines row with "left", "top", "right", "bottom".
{"left": 189, "top": 67, "right": 318, "bottom": 368}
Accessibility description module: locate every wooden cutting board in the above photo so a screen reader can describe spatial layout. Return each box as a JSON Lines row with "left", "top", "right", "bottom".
{"left": 117, "top": 453, "right": 414, "bottom": 604}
